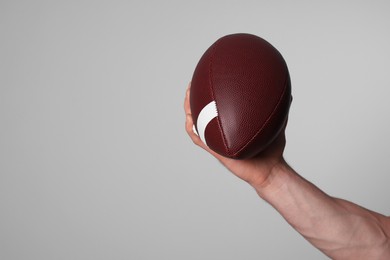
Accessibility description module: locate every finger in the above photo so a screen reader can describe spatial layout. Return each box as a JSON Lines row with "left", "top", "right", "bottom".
{"left": 184, "top": 83, "right": 191, "bottom": 115}
{"left": 184, "top": 108, "right": 212, "bottom": 150}
{"left": 185, "top": 113, "right": 204, "bottom": 147}
{"left": 184, "top": 82, "right": 202, "bottom": 146}
{"left": 184, "top": 83, "right": 198, "bottom": 141}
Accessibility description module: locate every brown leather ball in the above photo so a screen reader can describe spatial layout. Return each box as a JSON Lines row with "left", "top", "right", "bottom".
{"left": 190, "top": 33, "right": 292, "bottom": 159}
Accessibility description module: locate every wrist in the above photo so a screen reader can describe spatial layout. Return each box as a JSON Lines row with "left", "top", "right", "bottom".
{"left": 250, "top": 158, "right": 294, "bottom": 197}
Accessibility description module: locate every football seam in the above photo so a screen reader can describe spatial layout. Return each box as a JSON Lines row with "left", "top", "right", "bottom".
{"left": 232, "top": 74, "right": 290, "bottom": 157}
{"left": 208, "top": 39, "right": 230, "bottom": 155}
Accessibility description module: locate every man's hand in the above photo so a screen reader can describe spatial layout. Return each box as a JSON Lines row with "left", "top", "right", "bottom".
{"left": 184, "top": 84, "right": 287, "bottom": 188}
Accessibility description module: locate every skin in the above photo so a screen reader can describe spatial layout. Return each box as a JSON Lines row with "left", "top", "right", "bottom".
{"left": 184, "top": 85, "right": 390, "bottom": 259}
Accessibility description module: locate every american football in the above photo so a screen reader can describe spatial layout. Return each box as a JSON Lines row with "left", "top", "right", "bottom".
{"left": 190, "top": 33, "right": 292, "bottom": 159}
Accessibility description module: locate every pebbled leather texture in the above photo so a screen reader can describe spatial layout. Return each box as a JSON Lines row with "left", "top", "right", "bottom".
{"left": 191, "top": 33, "right": 291, "bottom": 159}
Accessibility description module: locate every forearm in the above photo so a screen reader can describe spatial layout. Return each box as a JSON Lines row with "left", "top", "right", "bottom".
{"left": 252, "top": 161, "right": 390, "bottom": 259}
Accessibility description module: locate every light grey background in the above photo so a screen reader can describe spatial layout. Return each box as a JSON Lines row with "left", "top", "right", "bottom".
{"left": 1, "top": 1, "right": 390, "bottom": 259}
